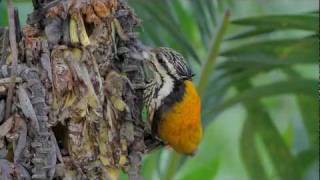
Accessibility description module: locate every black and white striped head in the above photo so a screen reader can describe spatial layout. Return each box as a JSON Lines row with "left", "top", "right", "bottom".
{"left": 143, "top": 47, "right": 194, "bottom": 109}
{"left": 151, "top": 47, "right": 194, "bottom": 81}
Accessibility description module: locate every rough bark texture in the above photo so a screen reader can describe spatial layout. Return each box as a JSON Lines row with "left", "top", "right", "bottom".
{"left": 0, "top": 0, "right": 161, "bottom": 179}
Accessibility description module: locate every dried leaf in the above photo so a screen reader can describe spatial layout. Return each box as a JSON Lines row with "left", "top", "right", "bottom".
{"left": 0, "top": 77, "right": 22, "bottom": 84}
{"left": 83, "top": 5, "right": 101, "bottom": 24}
{"left": 1, "top": 0, "right": 154, "bottom": 179}
{"left": 52, "top": 48, "right": 74, "bottom": 95}
{"left": 113, "top": 18, "right": 129, "bottom": 41}
{"left": 99, "top": 156, "right": 110, "bottom": 166}
{"left": 0, "top": 159, "right": 13, "bottom": 180}
{"left": 54, "top": 163, "right": 66, "bottom": 178}
{"left": 40, "top": 52, "right": 53, "bottom": 82}
{"left": 63, "top": 92, "right": 77, "bottom": 108}
{"left": 45, "top": 17, "right": 62, "bottom": 45}
{"left": 93, "top": 0, "right": 110, "bottom": 18}
{"left": 47, "top": 140, "right": 57, "bottom": 179}
{"left": 12, "top": 115, "right": 27, "bottom": 163}
{"left": 0, "top": 116, "right": 13, "bottom": 137}
{"left": 15, "top": 164, "right": 31, "bottom": 180}
{"left": 0, "top": 100, "right": 5, "bottom": 123}
{"left": 69, "top": 17, "right": 80, "bottom": 45}
{"left": 97, "top": 117, "right": 113, "bottom": 167}
{"left": 77, "top": 14, "right": 91, "bottom": 47}
{"left": 71, "top": 97, "right": 89, "bottom": 119}
{"left": 17, "top": 86, "right": 40, "bottom": 132}
{"left": 110, "top": 96, "right": 126, "bottom": 111}
{"left": 106, "top": 168, "right": 120, "bottom": 180}
{"left": 47, "top": 4, "right": 64, "bottom": 18}
{"left": 119, "top": 155, "right": 127, "bottom": 166}
{"left": 22, "top": 25, "right": 40, "bottom": 38}
{"left": 70, "top": 50, "right": 99, "bottom": 108}
{"left": 0, "top": 86, "right": 6, "bottom": 96}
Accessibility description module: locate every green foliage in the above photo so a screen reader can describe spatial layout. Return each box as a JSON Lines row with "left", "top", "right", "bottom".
{"left": 221, "top": 37, "right": 317, "bottom": 63}
{"left": 208, "top": 78, "right": 316, "bottom": 115}
{"left": 242, "top": 97, "right": 301, "bottom": 180}
{"left": 0, "top": 0, "right": 33, "bottom": 27}
{"left": 13, "top": 1, "right": 33, "bottom": 26}
{"left": 231, "top": 14, "right": 319, "bottom": 32}
{"left": 241, "top": 114, "right": 268, "bottom": 180}
{"left": 0, "top": 0, "right": 8, "bottom": 26}
{"left": 175, "top": 155, "right": 220, "bottom": 180}
{"left": 132, "top": 1, "right": 318, "bottom": 180}
{"left": 197, "top": 11, "right": 230, "bottom": 97}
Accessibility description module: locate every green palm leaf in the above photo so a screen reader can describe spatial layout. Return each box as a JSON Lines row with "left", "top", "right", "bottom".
{"left": 231, "top": 14, "right": 319, "bottom": 32}
{"left": 207, "top": 79, "right": 316, "bottom": 115}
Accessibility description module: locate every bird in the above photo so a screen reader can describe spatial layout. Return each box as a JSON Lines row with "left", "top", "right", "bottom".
{"left": 143, "top": 47, "right": 202, "bottom": 155}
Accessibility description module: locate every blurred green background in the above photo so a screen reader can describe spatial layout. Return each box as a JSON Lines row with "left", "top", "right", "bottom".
{"left": 0, "top": 0, "right": 318, "bottom": 180}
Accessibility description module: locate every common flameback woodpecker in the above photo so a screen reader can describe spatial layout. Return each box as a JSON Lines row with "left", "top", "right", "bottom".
{"left": 144, "top": 47, "right": 202, "bottom": 155}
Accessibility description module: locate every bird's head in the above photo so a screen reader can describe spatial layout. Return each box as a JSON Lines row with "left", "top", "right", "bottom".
{"left": 146, "top": 47, "right": 194, "bottom": 81}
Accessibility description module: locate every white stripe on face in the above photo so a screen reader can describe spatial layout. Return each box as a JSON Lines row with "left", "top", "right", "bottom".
{"left": 151, "top": 55, "right": 174, "bottom": 108}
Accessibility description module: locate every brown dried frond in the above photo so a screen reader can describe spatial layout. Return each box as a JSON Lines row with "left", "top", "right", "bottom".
{"left": 82, "top": 5, "right": 102, "bottom": 24}
{"left": 52, "top": 49, "right": 74, "bottom": 95}
{"left": 47, "top": 4, "right": 64, "bottom": 18}
{"left": 92, "top": 0, "right": 110, "bottom": 18}
{"left": 22, "top": 25, "right": 40, "bottom": 38}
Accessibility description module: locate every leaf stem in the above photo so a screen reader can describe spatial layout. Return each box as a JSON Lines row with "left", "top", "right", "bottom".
{"left": 197, "top": 11, "right": 230, "bottom": 96}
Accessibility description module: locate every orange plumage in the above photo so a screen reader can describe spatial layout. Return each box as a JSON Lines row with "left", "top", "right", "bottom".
{"left": 157, "top": 80, "right": 202, "bottom": 155}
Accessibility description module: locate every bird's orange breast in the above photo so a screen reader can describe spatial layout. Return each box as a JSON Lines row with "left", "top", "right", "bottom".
{"left": 157, "top": 80, "right": 202, "bottom": 155}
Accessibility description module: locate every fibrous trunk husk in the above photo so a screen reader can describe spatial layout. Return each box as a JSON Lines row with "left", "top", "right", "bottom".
{"left": 0, "top": 0, "right": 161, "bottom": 179}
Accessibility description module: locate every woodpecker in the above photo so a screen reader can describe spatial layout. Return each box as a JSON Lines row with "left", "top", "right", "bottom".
{"left": 144, "top": 47, "right": 202, "bottom": 155}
